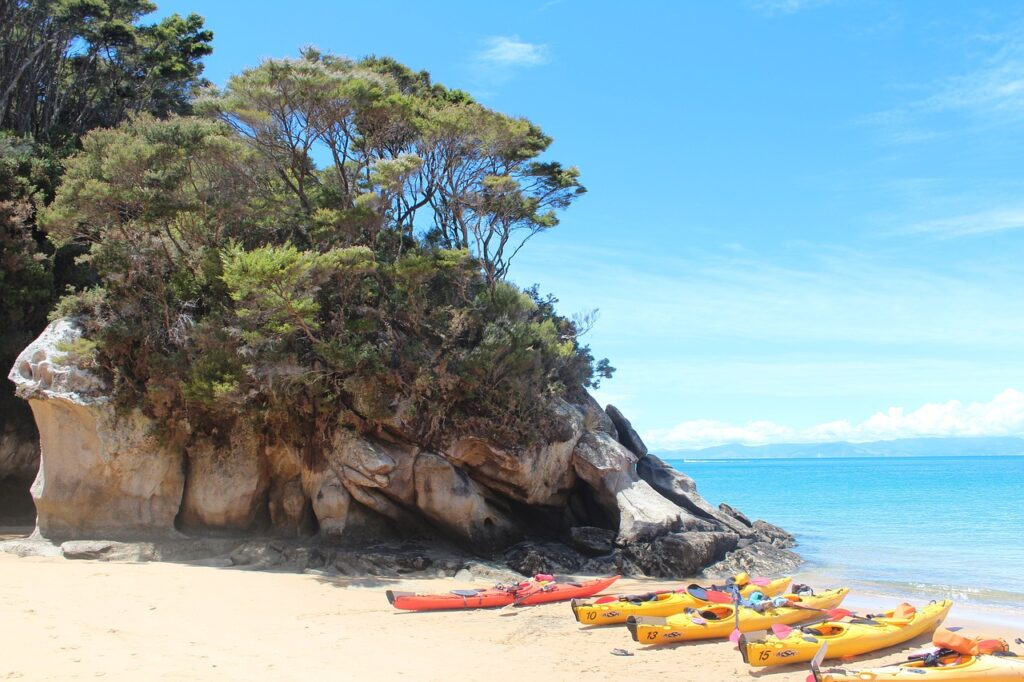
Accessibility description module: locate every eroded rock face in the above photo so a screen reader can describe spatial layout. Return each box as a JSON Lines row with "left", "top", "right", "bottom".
{"left": 303, "top": 467, "right": 351, "bottom": 538}
{"left": 7, "top": 319, "right": 798, "bottom": 578}
{"left": 447, "top": 400, "right": 583, "bottom": 506}
{"left": 572, "top": 431, "right": 692, "bottom": 543}
{"left": 412, "top": 451, "right": 520, "bottom": 552}
{"left": 8, "top": 321, "right": 184, "bottom": 538}
{"left": 178, "top": 424, "right": 269, "bottom": 532}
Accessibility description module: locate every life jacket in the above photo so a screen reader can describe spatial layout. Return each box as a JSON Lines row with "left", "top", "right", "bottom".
{"left": 932, "top": 627, "right": 1010, "bottom": 655}
{"left": 892, "top": 603, "right": 917, "bottom": 620}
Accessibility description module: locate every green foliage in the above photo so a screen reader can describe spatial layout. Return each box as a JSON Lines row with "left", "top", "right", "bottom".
{"left": 0, "top": 0, "right": 213, "bottom": 148}
{"left": 54, "top": 336, "right": 98, "bottom": 369}
{"left": 198, "top": 50, "right": 585, "bottom": 282}
{"left": 0, "top": 0, "right": 214, "bottom": 431}
{"left": 221, "top": 242, "right": 375, "bottom": 347}
{"left": 42, "top": 49, "right": 613, "bottom": 456}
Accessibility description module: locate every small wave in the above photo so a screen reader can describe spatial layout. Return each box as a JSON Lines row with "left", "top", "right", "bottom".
{"left": 835, "top": 576, "right": 1024, "bottom": 609}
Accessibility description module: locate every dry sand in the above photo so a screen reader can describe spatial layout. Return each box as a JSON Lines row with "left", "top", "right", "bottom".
{"left": 1, "top": 552, "right": 1021, "bottom": 681}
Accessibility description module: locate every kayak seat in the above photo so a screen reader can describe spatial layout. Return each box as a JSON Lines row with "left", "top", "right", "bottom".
{"left": 803, "top": 624, "right": 844, "bottom": 637}
{"left": 698, "top": 608, "right": 731, "bottom": 621}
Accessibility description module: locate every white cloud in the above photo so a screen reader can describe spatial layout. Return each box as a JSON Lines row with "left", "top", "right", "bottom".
{"left": 754, "top": 0, "right": 832, "bottom": 16}
{"left": 904, "top": 206, "right": 1024, "bottom": 238}
{"left": 923, "top": 42, "right": 1024, "bottom": 121}
{"left": 867, "top": 27, "right": 1024, "bottom": 141}
{"left": 644, "top": 389, "right": 1024, "bottom": 450}
{"left": 476, "top": 36, "right": 547, "bottom": 67}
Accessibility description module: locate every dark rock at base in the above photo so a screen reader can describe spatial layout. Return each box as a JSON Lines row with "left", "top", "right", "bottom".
{"left": 502, "top": 541, "right": 585, "bottom": 576}
{"left": 701, "top": 541, "right": 803, "bottom": 579}
{"left": 567, "top": 526, "right": 616, "bottom": 556}
{"left": 0, "top": 537, "right": 61, "bottom": 557}
{"left": 752, "top": 519, "right": 795, "bottom": 548}
{"left": 622, "top": 531, "right": 738, "bottom": 578}
{"left": 456, "top": 561, "right": 524, "bottom": 584}
{"left": 604, "top": 405, "right": 648, "bottom": 458}
{"left": 330, "top": 544, "right": 463, "bottom": 577}
{"left": 227, "top": 541, "right": 330, "bottom": 570}
{"left": 61, "top": 540, "right": 157, "bottom": 562}
{"left": 718, "top": 502, "right": 752, "bottom": 528}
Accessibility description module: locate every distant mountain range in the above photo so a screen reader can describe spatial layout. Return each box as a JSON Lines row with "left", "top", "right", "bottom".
{"left": 656, "top": 436, "right": 1024, "bottom": 460}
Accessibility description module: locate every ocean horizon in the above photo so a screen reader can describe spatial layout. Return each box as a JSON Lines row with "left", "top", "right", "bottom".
{"left": 666, "top": 454, "right": 1024, "bottom": 620}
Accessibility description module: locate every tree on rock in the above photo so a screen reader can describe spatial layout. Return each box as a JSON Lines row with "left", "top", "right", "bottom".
{"left": 199, "top": 49, "right": 586, "bottom": 286}
{"left": 42, "top": 50, "right": 612, "bottom": 456}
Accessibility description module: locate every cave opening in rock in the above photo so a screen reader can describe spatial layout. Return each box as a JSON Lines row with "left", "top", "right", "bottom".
{"left": 0, "top": 475, "right": 35, "bottom": 526}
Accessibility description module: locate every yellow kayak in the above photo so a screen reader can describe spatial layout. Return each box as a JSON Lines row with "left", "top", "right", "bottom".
{"left": 813, "top": 626, "right": 1023, "bottom": 680}
{"left": 626, "top": 587, "right": 849, "bottom": 645}
{"left": 816, "top": 653, "right": 1024, "bottom": 681}
{"left": 571, "top": 575, "right": 792, "bottom": 625}
{"left": 742, "top": 599, "right": 953, "bottom": 667}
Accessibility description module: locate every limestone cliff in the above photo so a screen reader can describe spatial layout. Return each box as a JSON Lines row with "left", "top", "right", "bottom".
{"left": 8, "top": 319, "right": 797, "bottom": 577}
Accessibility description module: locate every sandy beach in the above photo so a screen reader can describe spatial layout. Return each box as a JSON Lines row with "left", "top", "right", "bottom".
{"left": 1, "top": 552, "right": 1020, "bottom": 681}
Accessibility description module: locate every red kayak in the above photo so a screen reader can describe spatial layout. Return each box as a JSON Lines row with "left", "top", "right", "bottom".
{"left": 386, "top": 575, "right": 620, "bottom": 611}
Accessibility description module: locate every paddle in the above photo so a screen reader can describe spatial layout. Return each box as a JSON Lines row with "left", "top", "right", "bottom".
{"left": 686, "top": 585, "right": 735, "bottom": 603}
{"left": 750, "top": 577, "right": 772, "bottom": 586}
{"left": 805, "top": 642, "right": 829, "bottom": 682}
{"left": 728, "top": 588, "right": 743, "bottom": 644}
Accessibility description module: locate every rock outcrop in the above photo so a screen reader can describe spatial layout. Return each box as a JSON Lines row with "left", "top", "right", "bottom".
{"left": 8, "top": 320, "right": 185, "bottom": 538}
{"left": 7, "top": 319, "right": 799, "bottom": 577}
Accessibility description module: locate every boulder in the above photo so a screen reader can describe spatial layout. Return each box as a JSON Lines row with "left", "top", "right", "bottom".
{"left": 412, "top": 451, "right": 520, "bottom": 552}
{"left": 623, "top": 531, "right": 738, "bottom": 578}
{"left": 572, "top": 431, "right": 688, "bottom": 543}
{"left": 178, "top": 424, "right": 269, "bottom": 532}
{"left": 636, "top": 454, "right": 752, "bottom": 536}
{"left": 718, "top": 502, "right": 752, "bottom": 528}
{"left": 446, "top": 400, "right": 582, "bottom": 505}
{"left": 567, "top": 526, "right": 616, "bottom": 556}
{"left": 751, "top": 519, "right": 795, "bottom": 548}
{"left": 0, "top": 537, "right": 61, "bottom": 557}
{"left": 605, "top": 404, "right": 648, "bottom": 457}
{"left": 701, "top": 541, "right": 803, "bottom": 579}
{"left": 571, "top": 430, "right": 636, "bottom": 497}
{"left": 8, "top": 321, "right": 184, "bottom": 539}
{"left": 61, "top": 540, "right": 157, "bottom": 562}
{"left": 502, "top": 540, "right": 585, "bottom": 576}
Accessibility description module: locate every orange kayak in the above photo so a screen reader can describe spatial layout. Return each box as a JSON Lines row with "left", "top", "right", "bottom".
{"left": 387, "top": 576, "right": 619, "bottom": 611}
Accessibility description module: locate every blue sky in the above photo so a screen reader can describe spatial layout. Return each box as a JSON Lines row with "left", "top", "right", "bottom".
{"left": 155, "top": 0, "right": 1024, "bottom": 449}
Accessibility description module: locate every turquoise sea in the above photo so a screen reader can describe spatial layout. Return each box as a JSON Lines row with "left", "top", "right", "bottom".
{"left": 665, "top": 455, "right": 1024, "bottom": 619}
